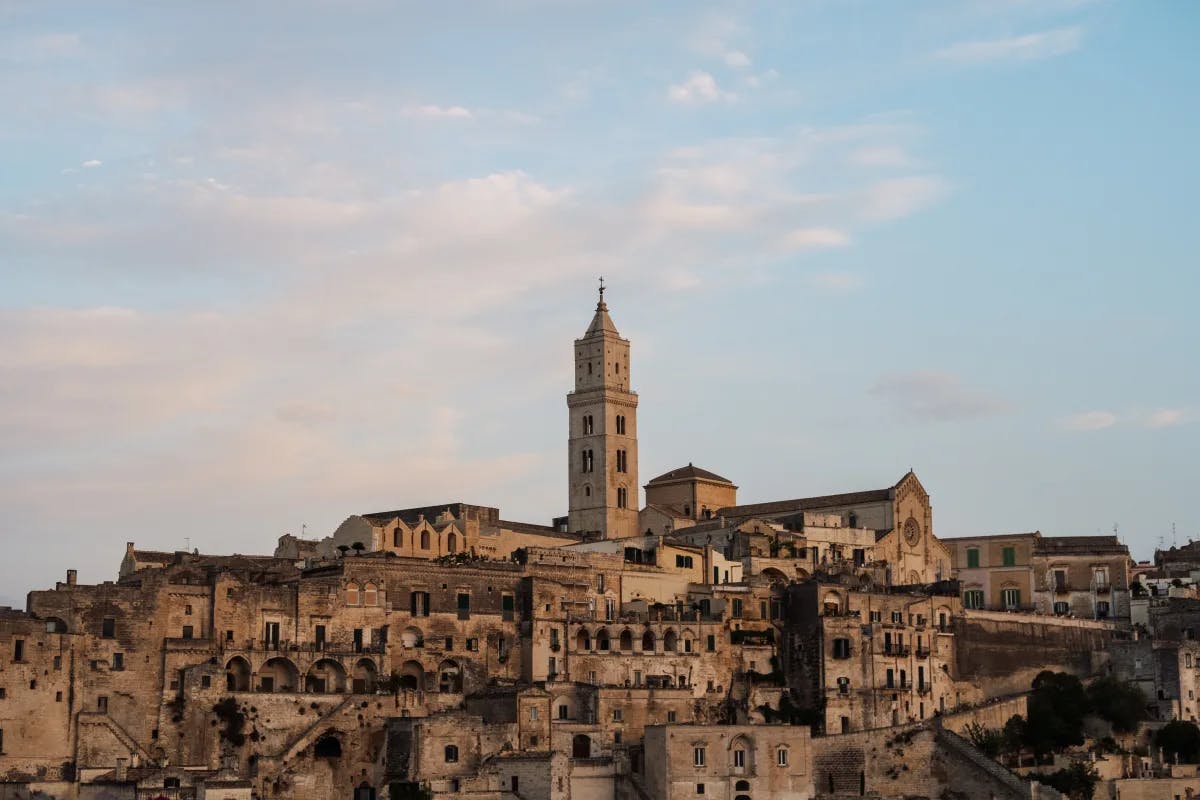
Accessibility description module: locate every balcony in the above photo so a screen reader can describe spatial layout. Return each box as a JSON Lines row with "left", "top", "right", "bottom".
{"left": 915, "top": 647, "right": 931, "bottom": 659}
{"left": 883, "top": 645, "right": 911, "bottom": 658}
{"left": 916, "top": 684, "right": 931, "bottom": 695}
{"left": 1095, "top": 583, "right": 1111, "bottom": 595}
{"left": 1054, "top": 584, "right": 1071, "bottom": 595}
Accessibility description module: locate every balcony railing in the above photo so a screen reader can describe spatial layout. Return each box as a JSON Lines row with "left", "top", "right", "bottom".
{"left": 884, "top": 645, "right": 911, "bottom": 657}
{"left": 915, "top": 647, "right": 931, "bottom": 659}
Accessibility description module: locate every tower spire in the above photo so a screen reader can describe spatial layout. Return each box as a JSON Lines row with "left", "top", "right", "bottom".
{"left": 598, "top": 276, "right": 606, "bottom": 307}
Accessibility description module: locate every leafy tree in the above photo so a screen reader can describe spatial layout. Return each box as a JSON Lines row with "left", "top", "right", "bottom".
{"left": 1025, "top": 671, "right": 1090, "bottom": 756}
{"left": 1002, "top": 714, "right": 1028, "bottom": 755}
{"left": 1087, "top": 676, "right": 1147, "bottom": 732}
{"left": 964, "top": 722, "right": 1004, "bottom": 758}
{"left": 1156, "top": 720, "right": 1200, "bottom": 763}
{"left": 1030, "top": 762, "right": 1099, "bottom": 800}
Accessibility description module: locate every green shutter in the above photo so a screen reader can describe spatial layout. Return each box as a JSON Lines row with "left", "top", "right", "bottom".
{"left": 967, "top": 549, "right": 980, "bottom": 569}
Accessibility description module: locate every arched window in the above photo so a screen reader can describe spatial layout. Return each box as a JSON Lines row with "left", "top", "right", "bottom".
{"left": 346, "top": 583, "right": 360, "bottom": 606}
{"left": 776, "top": 748, "right": 788, "bottom": 767}
{"left": 447, "top": 532, "right": 457, "bottom": 553}
{"left": 444, "top": 745, "right": 459, "bottom": 763}
{"left": 363, "top": 583, "right": 377, "bottom": 606}
{"left": 393, "top": 527, "right": 403, "bottom": 547}
{"left": 641, "top": 630, "right": 655, "bottom": 652}
{"left": 420, "top": 530, "right": 430, "bottom": 549}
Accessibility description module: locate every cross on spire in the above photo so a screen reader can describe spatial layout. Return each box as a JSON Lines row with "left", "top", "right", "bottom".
{"left": 599, "top": 276, "right": 605, "bottom": 302}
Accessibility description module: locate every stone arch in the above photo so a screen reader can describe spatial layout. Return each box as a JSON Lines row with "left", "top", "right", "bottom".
{"left": 575, "top": 628, "right": 591, "bottom": 651}
{"left": 735, "top": 781, "right": 750, "bottom": 791}
{"left": 314, "top": 733, "right": 342, "bottom": 758}
{"left": 353, "top": 659, "right": 378, "bottom": 693}
{"left": 420, "top": 529, "right": 430, "bottom": 550}
{"left": 761, "top": 567, "right": 789, "bottom": 586}
{"left": 259, "top": 657, "right": 299, "bottom": 692}
{"left": 729, "top": 734, "right": 755, "bottom": 773}
{"left": 362, "top": 582, "right": 378, "bottom": 606}
{"left": 663, "top": 628, "right": 678, "bottom": 652}
{"left": 398, "top": 659, "right": 424, "bottom": 691}
{"left": 681, "top": 628, "right": 697, "bottom": 652}
{"left": 822, "top": 590, "right": 843, "bottom": 616}
{"left": 438, "top": 659, "right": 463, "bottom": 693}
{"left": 446, "top": 532, "right": 458, "bottom": 553}
{"left": 641, "top": 630, "right": 656, "bottom": 652}
{"left": 572, "top": 733, "right": 592, "bottom": 758}
{"left": 400, "top": 626, "right": 424, "bottom": 649}
{"left": 619, "top": 629, "right": 633, "bottom": 651}
{"left": 346, "top": 582, "right": 360, "bottom": 605}
{"left": 225, "top": 656, "right": 251, "bottom": 692}
{"left": 595, "top": 628, "right": 610, "bottom": 651}
{"left": 306, "top": 658, "right": 347, "bottom": 693}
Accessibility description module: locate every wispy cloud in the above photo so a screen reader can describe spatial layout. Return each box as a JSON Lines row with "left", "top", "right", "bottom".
{"left": 82, "top": 159, "right": 102, "bottom": 168}
{"left": 1061, "top": 410, "right": 1117, "bottom": 431}
{"left": 872, "top": 370, "right": 1010, "bottom": 422}
{"left": 667, "top": 72, "right": 736, "bottom": 105}
{"left": 401, "top": 104, "right": 474, "bottom": 120}
{"left": 933, "top": 26, "right": 1082, "bottom": 64}
{"left": 1143, "top": 409, "right": 1193, "bottom": 429}
{"left": 781, "top": 227, "right": 850, "bottom": 251}
{"left": 861, "top": 175, "right": 949, "bottom": 221}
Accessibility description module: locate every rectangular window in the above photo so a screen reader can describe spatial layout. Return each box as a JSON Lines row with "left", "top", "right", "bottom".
{"left": 1002, "top": 547, "right": 1016, "bottom": 567}
{"left": 53, "top": 655, "right": 61, "bottom": 670}
{"left": 1054, "top": 570, "right": 1068, "bottom": 591}
{"left": 182, "top": 626, "right": 194, "bottom": 639}
{"left": 1001, "top": 588, "right": 1020, "bottom": 609}
{"left": 706, "top": 634, "right": 715, "bottom": 652}
{"left": 891, "top": 611, "right": 903, "bottom": 623}
{"left": 964, "top": 590, "right": 985, "bottom": 609}
{"left": 693, "top": 747, "right": 706, "bottom": 767}
{"left": 113, "top": 652, "right": 124, "bottom": 671}
{"left": 13, "top": 640, "right": 23, "bottom": 662}
{"left": 225, "top": 629, "right": 234, "bottom": 642}
{"left": 201, "top": 675, "right": 211, "bottom": 689}
{"left": 886, "top": 669, "right": 895, "bottom": 688}
{"left": 695, "top": 785, "right": 704, "bottom": 796}
{"left": 777, "top": 749, "right": 788, "bottom": 766}
{"left": 966, "top": 548, "right": 980, "bottom": 569}
{"left": 467, "top": 638, "right": 479, "bottom": 651}
{"left": 457, "top": 593, "right": 471, "bottom": 620}
{"left": 731, "top": 599, "right": 743, "bottom": 618}
{"left": 869, "top": 610, "right": 881, "bottom": 623}
{"left": 185, "top": 604, "right": 193, "bottom": 616}
{"left": 733, "top": 750, "right": 745, "bottom": 768}
{"left": 529, "top": 706, "right": 538, "bottom": 721}
{"left": 612, "top": 708, "right": 622, "bottom": 722}
{"left": 1097, "top": 601, "right": 1111, "bottom": 619}
{"left": 102, "top": 618, "right": 115, "bottom": 639}
{"left": 832, "top": 638, "right": 851, "bottom": 659}
{"left": 315, "top": 625, "right": 326, "bottom": 648}
{"left": 98, "top": 696, "right": 108, "bottom": 713}
{"left": 502, "top": 594, "right": 515, "bottom": 621}
{"left": 667, "top": 710, "right": 677, "bottom": 723}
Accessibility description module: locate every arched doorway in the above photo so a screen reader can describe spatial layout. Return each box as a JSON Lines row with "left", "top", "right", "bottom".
{"left": 572, "top": 733, "right": 591, "bottom": 758}
{"left": 259, "top": 657, "right": 299, "bottom": 692}
{"left": 353, "top": 659, "right": 378, "bottom": 694}
{"left": 663, "top": 629, "right": 678, "bottom": 652}
{"left": 314, "top": 734, "right": 342, "bottom": 758}
{"left": 619, "top": 630, "right": 633, "bottom": 651}
{"left": 225, "top": 656, "right": 251, "bottom": 692}
{"left": 575, "top": 629, "right": 591, "bottom": 651}
{"left": 398, "top": 660, "right": 424, "bottom": 691}
{"left": 641, "top": 630, "right": 656, "bottom": 652}
{"left": 306, "top": 659, "right": 347, "bottom": 693}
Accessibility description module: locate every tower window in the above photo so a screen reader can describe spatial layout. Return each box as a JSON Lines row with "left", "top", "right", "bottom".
{"left": 581, "top": 449, "right": 595, "bottom": 473}
{"left": 587, "top": 362, "right": 592, "bottom": 375}
{"left": 616, "top": 449, "right": 627, "bottom": 473}
{"left": 616, "top": 415, "right": 626, "bottom": 434}
{"left": 617, "top": 488, "right": 628, "bottom": 509}
{"left": 583, "top": 415, "right": 594, "bottom": 435}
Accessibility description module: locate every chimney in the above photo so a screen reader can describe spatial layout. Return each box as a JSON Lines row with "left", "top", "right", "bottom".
{"left": 66, "top": 569, "right": 77, "bottom": 586}
{"left": 125, "top": 542, "right": 135, "bottom": 555}
{"left": 115, "top": 757, "right": 128, "bottom": 781}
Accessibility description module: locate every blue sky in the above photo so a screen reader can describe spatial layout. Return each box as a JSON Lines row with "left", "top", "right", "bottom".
{"left": 2, "top": 0, "right": 1198, "bottom": 606}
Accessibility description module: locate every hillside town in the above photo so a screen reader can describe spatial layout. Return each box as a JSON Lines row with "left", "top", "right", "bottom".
{"left": 1, "top": 292, "right": 1196, "bottom": 800}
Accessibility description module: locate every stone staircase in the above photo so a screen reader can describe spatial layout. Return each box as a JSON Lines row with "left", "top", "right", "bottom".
{"left": 935, "top": 725, "right": 1065, "bottom": 800}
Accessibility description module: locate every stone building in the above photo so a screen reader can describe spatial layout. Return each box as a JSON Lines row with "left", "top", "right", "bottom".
{"left": 0, "top": 287, "right": 1131, "bottom": 800}
{"left": 942, "top": 531, "right": 1038, "bottom": 611}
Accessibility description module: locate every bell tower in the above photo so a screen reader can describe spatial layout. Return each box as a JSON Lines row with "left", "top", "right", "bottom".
{"left": 567, "top": 280, "right": 638, "bottom": 539}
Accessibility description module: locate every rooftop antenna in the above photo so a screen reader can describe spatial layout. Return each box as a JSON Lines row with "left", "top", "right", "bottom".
{"left": 184, "top": 537, "right": 190, "bottom": 552}
{"left": 302, "top": 523, "right": 308, "bottom": 540}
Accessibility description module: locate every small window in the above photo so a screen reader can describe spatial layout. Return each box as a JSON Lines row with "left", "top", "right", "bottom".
{"left": 1001, "top": 588, "right": 1020, "bottom": 609}
{"left": 112, "top": 652, "right": 124, "bottom": 671}
{"left": 182, "top": 625, "right": 194, "bottom": 639}
{"left": 832, "top": 638, "right": 851, "bottom": 659}
{"left": 617, "top": 487, "right": 628, "bottom": 509}
{"left": 612, "top": 708, "right": 623, "bottom": 722}
{"left": 966, "top": 548, "right": 980, "bottom": 569}
{"left": 56, "top": 691, "right": 63, "bottom": 702}
{"left": 185, "top": 604, "right": 193, "bottom": 616}
{"left": 1002, "top": 547, "right": 1016, "bottom": 567}
{"left": 667, "top": 710, "right": 677, "bottom": 723}
{"left": 529, "top": 706, "right": 539, "bottom": 721}
{"left": 444, "top": 745, "right": 459, "bottom": 763}
{"left": 12, "top": 640, "right": 23, "bottom": 662}
{"left": 694, "top": 747, "right": 706, "bottom": 767}
{"left": 421, "top": 530, "right": 430, "bottom": 549}
{"left": 777, "top": 748, "right": 788, "bottom": 767}
{"left": 98, "top": 696, "right": 108, "bottom": 713}
{"left": 102, "top": 618, "right": 116, "bottom": 638}
{"left": 695, "top": 784, "right": 705, "bottom": 795}
{"left": 201, "top": 675, "right": 211, "bottom": 689}
{"left": 733, "top": 749, "right": 745, "bottom": 768}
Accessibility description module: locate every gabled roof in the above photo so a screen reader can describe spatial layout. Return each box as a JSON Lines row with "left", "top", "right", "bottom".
{"left": 717, "top": 488, "right": 892, "bottom": 521}
{"left": 646, "top": 463, "right": 734, "bottom": 486}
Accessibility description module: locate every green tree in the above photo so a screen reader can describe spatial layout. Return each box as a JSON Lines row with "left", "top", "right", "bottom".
{"left": 1030, "top": 762, "right": 1099, "bottom": 800}
{"left": 1087, "top": 676, "right": 1148, "bottom": 732}
{"left": 1024, "top": 671, "right": 1090, "bottom": 756}
{"left": 1156, "top": 720, "right": 1200, "bottom": 763}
